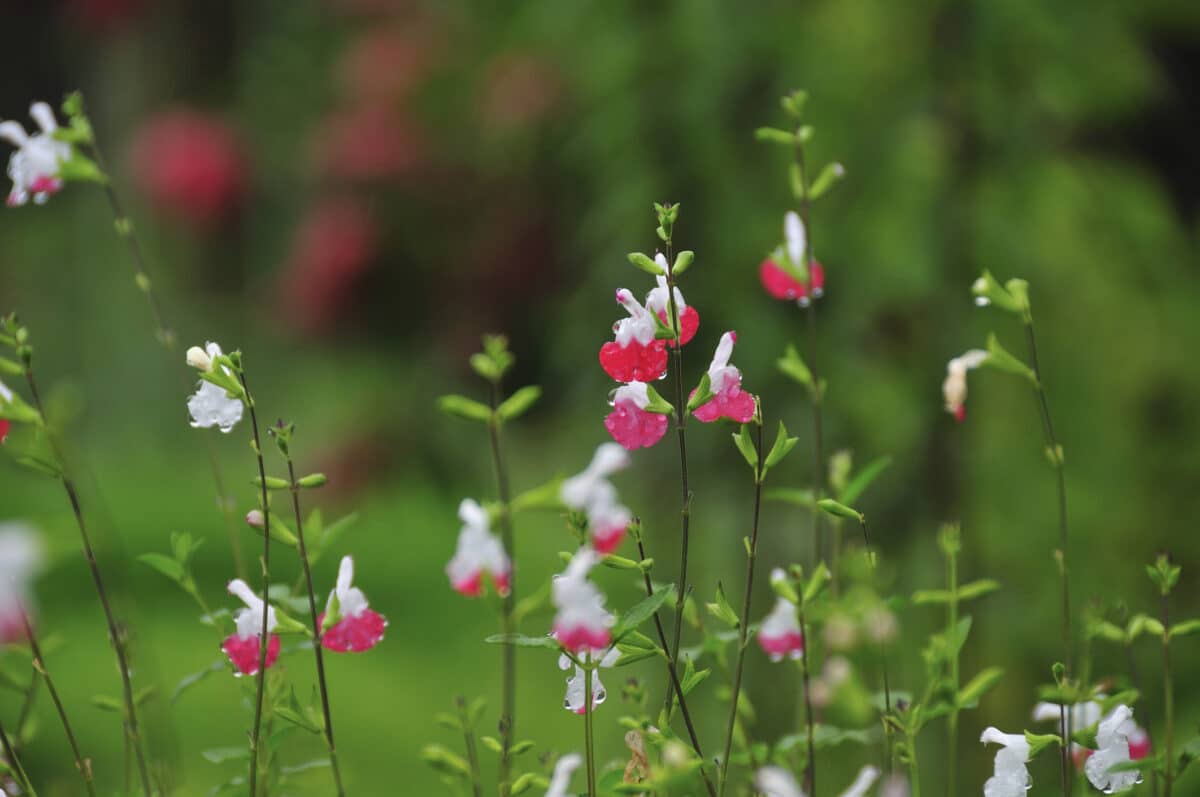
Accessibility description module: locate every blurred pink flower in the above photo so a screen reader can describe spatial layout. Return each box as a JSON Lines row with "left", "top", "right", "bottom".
{"left": 131, "top": 111, "right": 246, "bottom": 227}
{"left": 280, "top": 199, "right": 379, "bottom": 332}
{"left": 337, "top": 29, "right": 435, "bottom": 104}
{"left": 311, "top": 106, "right": 423, "bottom": 181}
{"left": 319, "top": 556, "right": 387, "bottom": 653}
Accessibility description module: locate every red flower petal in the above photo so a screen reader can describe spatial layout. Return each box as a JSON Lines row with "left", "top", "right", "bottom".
{"left": 319, "top": 609, "right": 388, "bottom": 653}
{"left": 1129, "top": 728, "right": 1150, "bottom": 760}
{"left": 656, "top": 306, "right": 700, "bottom": 348}
{"left": 693, "top": 374, "right": 756, "bottom": 424}
{"left": 0, "top": 420, "right": 9, "bottom": 445}
{"left": 451, "top": 570, "right": 483, "bottom": 597}
{"left": 598, "top": 340, "right": 667, "bottom": 383}
{"left": 590, "top": 523, "right": 627, "bottom": 555}
{"left": 222, "top": 633, "right": 281, "bottom": 676}
{"left": 759, "top": 258, "right": 825, "bottom": 303}
{"left": 758, "top": 630, "right": 804, "bottom": 659}
{"left": 604, "top": 400, "right": 668, "bottom": 451}
{"left": 554, "top": 623, "right": 611, "bottom": 653}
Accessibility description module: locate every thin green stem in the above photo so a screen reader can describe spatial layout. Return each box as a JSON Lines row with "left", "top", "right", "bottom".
{"left": 720, "top": 422, "right": 765, "bottom": 795}
{"left": 860, "top": 517, "right": 893, "bottom": 773}
{"left": 20, "top": 607, "right": 98, "bottom": 797}
{"left": 456, "top": 697, "right": 484, "bottom": 797}
{"left": 798, "top": 608, "right": 816, "bottom": 795}
{"left": 0, "top": 717, "right": 35, "bottom": 797}
{"left": 908, "top": 736, "right": 922, "bottom": 797}
{"left": 22, "top": 369, "right": 150, "bottom": 797}
{"left": 239, "top": 371, "right": 272, "bottom": 797}
{"left": 285, "top": 457, "right": 346, "bottom": 796}
{"left": 634, "top": 536, "right": 717, "bottom": 797}
{"left": 946, "top": 544, "right": 958, "bottom": 795}
{"left": 583, "top": 653, "right": 597, "bottom": 797}
{"left": 1162, "top": 594, "right": 1174, "bottom": 797}
{"left": 485, "top": 381, "right": 517, "bottom": 796}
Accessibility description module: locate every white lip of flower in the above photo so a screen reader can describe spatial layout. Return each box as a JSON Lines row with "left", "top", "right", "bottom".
{"left": 561, "top": 443, "right": 630, "bottom": 511}
{"left": 0, "top": 102, "right": 71, "bottom": 207}
{"left": 228, "top": 579, "right": 278, "bottom": 640}
{"left": 545, "top": 753, "right": 583, "bottom": 797}
{"left": 446, "top": 499, "right": 510, "bottom": 585}
{"left": 706, "top": 332, "right": 740, "bottom": 393}
{"left": 839, "top": 766, "right": 881, "bottom": 797}
{"left": 558, "top": 645, "right": 621, "bottom": 712}
{"left": 942, "top": 349, "right": 988, "bottom": 417}
{"left": 0, "top": 523, "right": 42, "bottom": 609}
{"left": 1085, "top": 704, "right": 1140, "bottom": 793}
{"left": 755, "top": 765, "right": 804, "bottom": 797}
{"left": 785, "top": 211, "right": 806, "bottom": 267}
{"left": 552, "top": 547, "right": 613, "bottom": 633}
{"left": 325, "top": 555, "right": 368, "bottom": 618}
{"left": 613, "top": 289, "right": 658, "bottom": 347}
{"left": 612, "top": 381, "right": 651, "bottom": 410}
{"left": 1032, "top": 698, "right": 1102, "bottom": 757}
{"left": 980, "top": 727, "right": 1031, "bottom": 797}
{"left": 185, "top": 345, "right": 214, "bottom": 372}
{"left": 187, "top": 342, "right": 244, "bottom": 433}
{"left": 645, "top": 275, "right": 686, "bottom": 317}
{"left": 0, "top": 379, "right": 11, "bottom": 404}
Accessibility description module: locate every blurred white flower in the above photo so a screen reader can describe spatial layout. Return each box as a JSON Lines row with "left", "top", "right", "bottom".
{"left": 0, "top": 102, "right": 71, "bottom": 207}
{"left": 1085, "top": 704, "right": 1140, "bottom": 793}
{"left": 558, "top": 646, "right": 620, "bottom": 714}
{"left": 758, "top": 591, "right": 803, "bottom": 662}
{"left": 0, "top": 523, "right": 41, "bottom": 643}
{"left": 545, "top": 753, "right": 582, "bottom": 797}
{"left": 446, "top": 499, "right": 511, "bottom": 597}
{"left": 980, "top": 727, "right": 1031, "bottom": 797}
{"left": 943, "top": 349, "right": 988, "bottom": 422}
{"left": 753, "top": 764, "right": 882, "bottom": 797}
{"left": 552, "top": 547, "right": 613, "bottom": 653}
{"left": 186, "top": 342, "right": 243, "bottom": 433}
{"left": 562, "top": 443, "right": 632, "bottom": 551}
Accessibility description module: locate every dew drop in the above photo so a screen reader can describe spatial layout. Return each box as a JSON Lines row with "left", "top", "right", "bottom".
{"left": 974, "top": 296, "right": 990, "bottom": 307}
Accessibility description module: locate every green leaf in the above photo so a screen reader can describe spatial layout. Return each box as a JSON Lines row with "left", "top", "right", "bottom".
{"left": 816, "top": 498, "right": 861, "bottom": 522}
{"left": 802, "top": 563, "right": 831, "bottom": 604}
{"left": 612, "top": 587, "right": 675, "bottom": 642}
{"left": 957, "top": 667, "right": 1004, "bottom": 708}
{"left": 679, "top": 656, "right": 711, "bottom": 696}
{"left": 777, "top": 344, "right": 813, "bottom": 389}
{"left": 754, "top": 126, "right": 797, "bottom": 145}
{"left": 957, "top": 579, "right": 1001, "bottom": 601}
{"left": 497, "top": 386, "right": 542, "bottom": 422}
{"left": 90, "top": 694, "right": 124, "bottom": 713}
{"left": 297, "top": 472, "right": 327, "bottom": 488}
{"left": 480, "top": 736, "right": 503, "bottom": 754}
{"left": 438, "top": 394, "right": 493, "bottom": 423}
{"left": 1023, "top": 731, "right": 1062, "bottom": 758}
{"left": 511, "top": 479, "right": 564, "bottom": 513}
{"left": 732, "top": 425, "right": 758, "bottom": 471}
{"left": 983, "top": 334, "right": 1037, "bottom": 384}
{"left": 686, "top": 373, "right": 714, "bottom": 413}
{"left": 808, "top": 162, "right": 846, "bottom": 200}
{"left": 203, "top": 747, "right": 250, "bottom": 764}
{"left": 484, "top": 633, "right": 559, "bottom": 650}
{"left": 971, "top": 270, "right": 1027, "bottom": 315}
{"left": 627, "top": 252, "right": 666, "bottom": 276}
{"left": 911, "top": 589, "right": 953, "bottom": 605}
{"left": 422, "top": 745, "right": 470, "bottom": 778}
{"left": 838, "top": 455, "right": 893, "bottom": 505}
{"left": 673, "top": 250, "right": 695, "bottom": 276}
{"left": 137, "top": 553, "right": 185, "bottom": 585}
{"left": 58, "top": 152, "right": 106, "bottom": 184}
{"left": 763, "top": 420, "right": 799, "bottom": 472}
{"left": 764, "top": 487, "right": 815, "bottom": 507}
{"left": 1169, "top": 619, "right": 1200, "bottom": 639}
{"left": 705, "top": 583, "right": 740, "bottom": 629}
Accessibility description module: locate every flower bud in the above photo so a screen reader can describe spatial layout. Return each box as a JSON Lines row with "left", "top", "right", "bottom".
{"left": 186, "top": 346, "right": 213, "bottom": 372}
{"left": 245, "top": 509, "right": 265, "bottom": 529}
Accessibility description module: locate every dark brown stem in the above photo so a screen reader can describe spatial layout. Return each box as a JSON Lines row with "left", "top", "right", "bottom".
{"left": 286, "top": 458, "right": 346, "bottom": 796}
{"left": 794, "top": 141, "right": 825, "bottom": 569}
{"left": 22, "top": 370, "right": 150, "bottom": 796}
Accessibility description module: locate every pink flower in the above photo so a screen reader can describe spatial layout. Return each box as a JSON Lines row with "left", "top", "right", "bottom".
{"left": 446, "top": 499, "right": 511, "bottom": 597}
{"left": 692, "top": 332, "right": 757, "bottom": 424}
{"left": 222, "top": 579, "right": 280, "bottom": 676}
{"left": 311, "top": 106, "right": 423, "bottom": 182}
{"left": 559, "top": 646, "right": 620, "bottom": 714}
{"left": 280, "top": 199, "right": 379, "bottom": 333}
{"left": 337, "top": 29, "right": 434, "bottom": 104}
{"left": 645, "top": 273, "right": 699, "bottom": 348}
{"left": 758, "top": 585, "right": 803, "bottom": 662}
{"left": 759, "top": 212, "right": 825, "bottom": 306}
{"left": 0, "top": 380, "right": 10, "bottom": 444}
{"left": 0, "top": 524, "right": 41, "bottom": 644}
{"left": 561, "top": 444, "right": 633, "bottom": 555}
{"left": 552, "top": 547, "right": 613, "bottom": 653}
{"left": 0, "top": 103, "right": 71, "bottom": 207}
{"left": 131, "top": 110, "right": 246, "bottom": 227}
{"left": 0, "top": 421, "right": 9, "bottom": 445}
{"left": 604, "top": 382, "right": 668, "bottom": 451}
{"left": 318, "top": 555, "right": 387, "bottom": 653}
{"left": 598, "top": 289, "right": 667, "bottom": 383}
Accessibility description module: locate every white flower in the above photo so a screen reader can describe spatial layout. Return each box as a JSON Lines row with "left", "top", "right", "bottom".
{"left": 186, "top": 342, "right": 244, "bottom": 433}
{"left": 227, "top": 578, "right": 278, "bottom": 640}
{"left": 552, "top": 547, "right": 613, "bottom": 652}
{"left": 558, "top": 645, "right": 620, "bottom": 714}
{"left": 1032, "top": 699, "right": 1101, "bottom": 760}
{"left": 0, "top": 523, "right": 41, "bottom": 643}
{"left": 840, "top": 766, "right": 881, "bottom": 797}
{"left": 980, "top": 727, "right": 1031, "bottom": 797}
{"left": 545, "top": 753, "right": 582, "bottom": 797}
{"left": 1085, "top": 704, "right": 1139, "bottom": 793}
{"left": 755, "top": 766, "right": 804, "bottom": 797}
{"left": 446, "top": 499, "right": 511, "bottom": 597}
{"left": 942, "top": 349, "right": 988, "bottom": 422}
{"left": 612, "top": 381, "right": 650, "bottom": 410}
{"left": 645, "top": 274, "right": 686, "bottom": 317}
{"left": 561, "top": 443, "right": 630, "bottom": 511}
{"left": 785, "top": 211, "right": 806, "bottom": 267}
{"left": 705, "top": 331, "right": 741, "bottom": 394}
{"left": 0, "top": 102, "right": 71, "bottom": 207}
{"left": 561, "top": 444, "right": 632, "bottom": 552}
{"left": 612, "top": 289, "right": 658, "bottom": 347}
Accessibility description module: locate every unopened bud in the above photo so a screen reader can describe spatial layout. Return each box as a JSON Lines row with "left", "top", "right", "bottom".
{"left": 186, "top": 346, "right": 213, "bottom": 372}
{"left": 245, "top": 509, "right": 265, "bottom": 529}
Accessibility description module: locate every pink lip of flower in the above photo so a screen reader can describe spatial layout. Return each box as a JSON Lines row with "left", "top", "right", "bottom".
{"left": 757, "top": 629, "right": 804, "bottom": 662}
{"left": 1128, "top": 727, "right": 1150, "bottom": 760}
{"left": 318, "top": 556, "right": 387, "bottom": 653}
{"left": 604, "top": 382, "right": 668, "bottom": 451}
{"left": 222, "top": 633, "right": 282, "bottom": 677}
{"left": 0, "top": 419, "right": 9, "bottom": 445}
{"left": 759, "top": 258, "right": 825, "bottom": 305}
{"left": 553, "top": 623, "right": 612, "bottom": 653}
{"left": 692, "top": 331, "right": 757, "bottom": 424}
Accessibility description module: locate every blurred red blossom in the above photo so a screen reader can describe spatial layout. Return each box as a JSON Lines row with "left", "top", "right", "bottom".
{"left": 130, "top": 110, "right": 247, "bottom": 228}
{"left": 337, "top": 29, "right": 437, "bottom": 104}
{"left": 281, "top": 199, "right": 379, "bottom": 332}
{"left": 310, "top": 106, "right": 424, "bottom": 181}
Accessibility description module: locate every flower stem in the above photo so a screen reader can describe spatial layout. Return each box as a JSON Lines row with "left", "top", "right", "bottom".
{"left": 22, "top": 369, "right": 151, "bottom": 797}
{"left": 634, "top": 536, "right": 717, "bottom": 797}
{"left": 0, "top": 717, "right": 35, "bottom": 797}
{"left": 719, "top": 422, "right": 765, "bottom": 795}
{"left": 798, "top": 607, "right": 817, "bottom": 795}
{"left": 19, "top": 609, "right": 97, "bottom": 797}
{"left": 908, "top": 736, "right": 922, "bottom": 797}
{"left": 946, "top": 539, "right": 958, "bottom": 794}
{"left": 456, "top": 697, "right": 484, "bottom": 797}
{"left": 285, "top": 457, "right": 346, "bottom": 796}
{"left": 239, "top": 370, "right": 272, "bottom": 797}
{"left": 583, "top": 653, "right": 597, "bottom": 797}
{"left": 860, "top": 517, "right": 893, "bottom": 772}
{"left": 1161, "top": 594, "right": 1174, "bottom": 797}
{"left": 485, "top": 380, "right": 517, "bottom": 796}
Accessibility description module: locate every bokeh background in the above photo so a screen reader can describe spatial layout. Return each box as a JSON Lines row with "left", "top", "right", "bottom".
{"left": 1, "top": 0, "right": 1199, "bottom": 794}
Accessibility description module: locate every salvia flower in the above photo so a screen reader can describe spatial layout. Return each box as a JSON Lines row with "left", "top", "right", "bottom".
{"left": 759, "top": 211, "right": 825, "bottom": 306}
{"left": 222, "top": 578, "right": 280, "bottom": 676}
{"left": 558, "top": 645, "right": 620, "bottom": 714}
{"left": 1084, "top": 704, "right": 1140, "bottom": 793}
{"left": 551, "top": 547, "right": 613, "bottom": 652}
{"left": 942, "top": 349, "right": 988, "bottom": 423}
{"left": 693, "top": 331, "right": 757, "bottom": 424}
{"left": 319, "top": 555, "right": 387, "bottom": 652}
{"left": 0, "top": 524, "right": 41, "bottom": 644}
{"left": 446, "top": 499, "right": 511, "bottom": 597}
{"left": 758, "top": 577, "right": 803, "bottom": 662}
{"left": 561, "top": 443, "right": 633, "bottom": 553}
{"left": 604, "top": 381, "right": 668, "bottom": 451}
{"left": 545, "top": 753, "right": 582, "bottom": 797}
{"left": 598, "top": 289, "right": 667, "bottom": 383}
{"left": 645, "top": 272, "right": 699, "bottom": 347}
{"left": 0, "top": 102, "right": 71, "bottom": 207}
{"left": 0, "top": 379, "right": 12, "bottom": 444}
{"left": 979, "top": 727, "right": 1031, "bottom": 797}
{"left": 186, "top": 341, "right": 244, "bottom": 433}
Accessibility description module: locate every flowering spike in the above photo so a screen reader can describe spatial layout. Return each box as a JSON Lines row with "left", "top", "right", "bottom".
{"left": 319, "top": 555, "right": 387, "bottom": 653}
{"left": 446, "top": 499, "right": 511, "bottom": 597}
{"left": 692, "top": 332, "right": 757, "bottom": 424}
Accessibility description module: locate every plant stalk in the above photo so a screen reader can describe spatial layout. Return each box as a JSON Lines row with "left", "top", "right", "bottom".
{"left": 860, "top": 517, "right": 893, "bottom": 772}
{"left": 583, "top": 653, "right": 597, "bottom": 797}
{"left": 456, "top": 696, "right": 484, "bottom": 797}
{"left": 1162, "top": 594, "right": 1174, "bottom": 797}
{"left": 0, "top": 717, "right": 35, "bottom": 797}
{"left": 798, "top": 607, "right": 817, "bottom": 795}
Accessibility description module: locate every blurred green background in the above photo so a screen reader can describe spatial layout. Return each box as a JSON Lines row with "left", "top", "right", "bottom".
{"left": 2, "top": 0, "right": 1199, "bottom": 794}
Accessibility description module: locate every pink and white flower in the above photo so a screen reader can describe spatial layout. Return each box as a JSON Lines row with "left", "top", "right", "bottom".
{"left": 943, "top": 349, "right": 988, "bottom": 423}
{"left": 604, "top": 381, "right": 668, "bottom": 451}
{"left": 0, "top": 524, "right": 41, "bottom": 644}
{"left": 319, "top": 555, "right": 387, "bottom": 653}
{"left": 186, "top": 341, "right": 244, "bottom": 433}
{"left": 0, "top": 379, "right": 12, "bottom": 444}
{"left": 598, "top": 289, "right": 668, "bottom": 383}
{"left": 1084, "top": 704, "right": 1140, "bottom": 793}
{"left": 562, "top": 444, "right": 633, "bottom": 553}
{"left": 645, "top": 271, "right": 699, "bottom": 348}
{"left": 980, "top": 727, "right": 1031, "bottom": 797}
{"left": 558, "top": 645, "right": 620, "bottom": 714}
{"left": 759, "top": 212, "right": 826, "bottom": 307}
{"left": 446, "top": 499, "right": 511, "bottom": 597}
{"left": 222, "top": 578, "right": 280, "bottom": 676}
{"left": 0, "top": 103, "right": 71, "bottom": 207}
{"left": 692, "top": 331, "right": 757, "bottom": 424}
{"left": 758, "top": 587, "right": 804, "bottom": 662}
{"left": 551, "top": 547, "right": 613, "bottom": 653}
